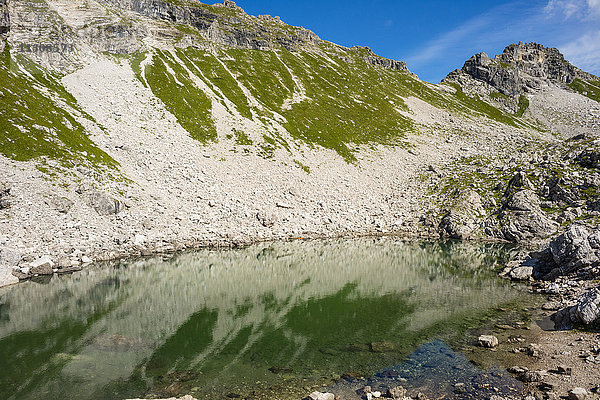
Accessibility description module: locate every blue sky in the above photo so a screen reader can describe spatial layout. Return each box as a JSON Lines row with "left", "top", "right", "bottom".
{"left": 234, "top": 0, "right": 600, "bottom": 83}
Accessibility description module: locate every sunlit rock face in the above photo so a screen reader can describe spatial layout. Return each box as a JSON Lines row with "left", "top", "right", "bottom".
{"left": 0, "top": 238, "right": 527, "bottom": 400}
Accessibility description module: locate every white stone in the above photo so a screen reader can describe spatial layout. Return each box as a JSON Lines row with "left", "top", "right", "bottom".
{"left": 30, "top": 256, "right": 54, "bottom": 268}
{"left": 568, "top": 387, "right": 588, "bottom": 400}
{"left": 0, "top": 266, "right": 19, "bottom": 288}
{"left": 478, "top": 335, "right": 499, "bottom": 348}
{"left": 134, "top": 234, "right": 146, "bottom": 246}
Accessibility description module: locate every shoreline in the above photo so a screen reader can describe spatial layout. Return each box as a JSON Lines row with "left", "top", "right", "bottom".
{"left": 2, "top": 229, "right": 523, "bottom": 289}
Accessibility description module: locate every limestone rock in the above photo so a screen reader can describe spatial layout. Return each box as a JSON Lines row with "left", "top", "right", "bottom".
{"left": 478, "top": 335, "right": 499, "bottom": 348}
{"left": 439, "top": 190, "right": 484, "bottom": 239}
{"left": 0, "top": 246, "right": 21, "bottom": 267}
{"left": 574, "top": 289, "right": 600, "bottom": 325}
{"left": 307, "top": 392, "right": 335, "bottom": 400}
{"left": 509, "top": 266, "right": 533, "bottom": 280}
{"left": 444, "top": 42, "right": 596, "bottom": 97}
{"left": 46, "top": 195, "right": 74, "bottom": 214}
{"left": 387, "top": 386, "right": 407, "bottom": 399}
{"left": 29, "top": 256, "right": 54, "bottom": 275}
{"left": 0, "top": 266, "right": 19, "bottom": 287}
{"left": 88, "top": 191, "right": 123, "bottom": 216}
{"left": 568, "top": 388, "right": 588, "bottom": 400}
{"left": 257, "top": 211, "right": 277, "bottom": 227}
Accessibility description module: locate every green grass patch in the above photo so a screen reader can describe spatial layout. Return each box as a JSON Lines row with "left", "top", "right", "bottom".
{"left": 142, "top": 49, "right": 217, "bottom": 143}
{"left": 0, "top": 48, "right": 117, "bottom": 167}
{"left": 490, "top": 92, "right": 509, "bottom": 100}
{"left": 568, "top": 78, "right": 600, "bottom": 102}
{"left": 515, "top": 95, "right": 529, "bottom": 117}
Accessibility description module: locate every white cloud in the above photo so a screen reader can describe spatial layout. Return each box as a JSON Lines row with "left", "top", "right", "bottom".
{"left": 405, "top": 14, "right": 493, "bottom": 68}
{"left": 544, "top": 0, "right": 586, "bottom": 19}
{"left": 588, "top": 0, "right": 600, "bottom": 17}
{"left": 560, "top": 29, "right": 600, "bottom": 73}
{"left": 401, "top": 0, "right": 600, "bottom": 81}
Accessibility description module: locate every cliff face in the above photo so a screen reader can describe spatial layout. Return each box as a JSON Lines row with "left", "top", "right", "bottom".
{"left": 0, "top": 0, "right": 8, "bottom": 34}
{"left": 445, "top": 42, "right": 598, "bottom": 97}
{"left": 0, "top": 0, "right": 8, "bottom": 51}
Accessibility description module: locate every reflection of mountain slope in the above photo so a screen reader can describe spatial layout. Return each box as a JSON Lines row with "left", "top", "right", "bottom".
{"left": 0, "top": 239, "right": 525, "bottom": 399}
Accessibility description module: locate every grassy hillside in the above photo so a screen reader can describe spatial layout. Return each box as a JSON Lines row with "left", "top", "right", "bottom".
{"left": 0, "top": 0, "right": 551, "bottom": 165}
{"left": 569, "top": 78, "right": 600, "bottom": 103}
{"left": 0, "top": 48, "right": 117, "bottom": 168}
{"left": 132, "top": 41, "right": 537, "bottom": 161}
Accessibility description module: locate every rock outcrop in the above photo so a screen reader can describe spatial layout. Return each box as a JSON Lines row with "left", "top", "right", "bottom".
{"left": 0, "top": 0, "right": 9, "bottom": 52}
{"left": 0, "top": 0, "right": 8, "bottom": 35}
{"left": 445, "top": 42, "right": 598, "bottom": 97}
{"left": 529, "top": 224, "right": 600, "bottom": 280}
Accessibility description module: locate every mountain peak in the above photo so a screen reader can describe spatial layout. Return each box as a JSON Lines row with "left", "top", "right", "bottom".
{"left": 445, "top": 42, "right": 597, "bottom": 97}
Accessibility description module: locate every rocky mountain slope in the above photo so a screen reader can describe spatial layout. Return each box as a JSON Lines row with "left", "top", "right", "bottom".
{"left": 0, "top": 0, "right": 599, "bottom": 288}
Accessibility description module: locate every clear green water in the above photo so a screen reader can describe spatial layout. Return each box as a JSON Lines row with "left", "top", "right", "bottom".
{"left": 0, "top": 238, "right": 529, "bottom": 400}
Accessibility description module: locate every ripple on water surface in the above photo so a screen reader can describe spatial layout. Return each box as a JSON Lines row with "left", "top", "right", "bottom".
{"left": 0, "top": 238, "right": 529, "bottom": 400}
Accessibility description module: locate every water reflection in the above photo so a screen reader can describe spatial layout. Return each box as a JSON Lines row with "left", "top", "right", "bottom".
{"left": 0, "top": 238, "right": 525, "bottom": 400}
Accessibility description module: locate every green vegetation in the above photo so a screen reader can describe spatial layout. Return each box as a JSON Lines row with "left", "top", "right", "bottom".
{"left": 177, "top": 48, "right": 254, "bottom": 119}
{"left": 490, "top": 92, "right": 509, "bottom": 100}
{"left": 515, "top": 95, "right": 529, "bottom": 117}
{"left": 442, "top": 82, "right": 527, "bottom": 128}
{"left": 128, "top": 42, "right": 537, "bottom": 161}
{"left": 568, "top": 78, "right": 600, "bottom": 102}
{"left": 0, "top": 48, "right": 116, "bottom": 167}
{"left": 141, "top": 49, "right": 217, "bottom": 143}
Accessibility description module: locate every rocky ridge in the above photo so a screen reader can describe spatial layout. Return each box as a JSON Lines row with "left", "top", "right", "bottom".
{"left": 445, "top": 42, "right": 598, "bottom": 96}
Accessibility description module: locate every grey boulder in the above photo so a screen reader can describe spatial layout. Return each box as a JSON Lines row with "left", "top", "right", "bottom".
{"left": 87, "top": 191, "right": 123, "bottom": 216}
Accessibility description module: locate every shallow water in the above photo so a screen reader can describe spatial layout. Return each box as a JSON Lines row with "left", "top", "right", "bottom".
{"left": 0, "top": 238, "right": 529, "bottom": 400}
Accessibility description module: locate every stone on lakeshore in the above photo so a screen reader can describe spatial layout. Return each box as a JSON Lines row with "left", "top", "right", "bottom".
{"left": 568, "top": 388, "right": 588, "bottom": 400}
{"left": 574, "top": 289, "right": 600, "bottom": 325}
{"left": 0, "top": 266, "right": 19, "bottom": 287}
{"left": 308, "top": 392, "right": 335, "bottom": 400}
{"left": 478, "top": 335, "right": 499, "bottom": 348}
{"left": 509, "top": 266, "right": 533, "bottom": 280}
{"left": 387, "top": 386, "right": 406, "bottom": 399}
{"left": 519, "top": 370, "right": 544, "bottom": 382}
{"left": 0, "top": 246, "right": 21, "bottom": 267}
{"left": 29, "top": 256, "right": 54, "bottom": 275}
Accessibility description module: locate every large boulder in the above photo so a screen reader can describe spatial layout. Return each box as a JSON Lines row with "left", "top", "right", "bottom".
{"left": 499, "top": 200, "right": 557, "bottom": 243}
{"left": 87, "top": 191, "right": 123, "bottom": 216}
{"left": 528, "top": 224, "right": 600, "bottom": 280}
{"left": 439, "top": 190, "right": 484, "bottom": 239}
{"left": 0, "top": 246, "right": 21, "bottom": 267}
{"left": 552, "top": 288, "right": 600, "bottom": 328}
{"left": 573, "top": 288, "right": 600, "bottom": 325}
{"left": 550, "top": 225, "right": 598, "bottom": 269}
